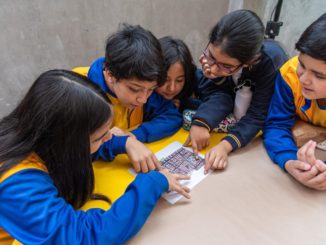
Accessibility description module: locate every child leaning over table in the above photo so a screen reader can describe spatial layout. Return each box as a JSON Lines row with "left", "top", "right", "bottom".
{"left": 263, "top": 13, "right": 326, "bottom": 190}
{"left": 74, "top": 24, "right": 182, "bottom": 173}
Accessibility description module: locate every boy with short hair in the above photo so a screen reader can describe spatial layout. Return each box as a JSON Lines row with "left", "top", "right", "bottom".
{"left": 74, "top": 24, "right": 182, "bottom": 172}
{"left": 263, "top": 14, "right": 326, "bottom": 190}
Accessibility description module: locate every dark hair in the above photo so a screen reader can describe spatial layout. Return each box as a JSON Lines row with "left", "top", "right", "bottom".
{"left": 209, "top": 9, "right": 265, "bottom": 64}
{"left": 159, "top": 36, "right": 196, "bottom": 100}
{"left": 0, "top": 70, "right": 112, "bottom": 209}
{"left": 104, "top": 24, "right": 167, "bottom": 86}
{"left": 295, "top": 13, "right": 326, "bottom": 62}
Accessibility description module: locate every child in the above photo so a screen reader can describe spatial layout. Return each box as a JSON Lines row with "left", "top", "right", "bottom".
{"left": 0, "top": 70, "right": 190, "bottom": 244}
{"left": 74, "top": 24, "right": 182, "bottom": 173}
{"left": 155, "top": 36, "right": 239, "bottom": 132}
{"left": 183, "top": 10, "right": 288, "bottom": 172}
{"left": 155, "top": 36, "right": 197, "bottom": 111}
{"left": 264, "top": 13, "right": 326, "bottom": 190}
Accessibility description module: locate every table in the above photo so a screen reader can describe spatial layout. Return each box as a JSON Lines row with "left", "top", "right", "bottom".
{"left": 84, "top": 129, "right": 326, "bottom": 245}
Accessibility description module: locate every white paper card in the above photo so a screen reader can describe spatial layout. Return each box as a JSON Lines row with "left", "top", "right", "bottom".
{"left": 129, "top": 141, "right": 210, "bottom": 204}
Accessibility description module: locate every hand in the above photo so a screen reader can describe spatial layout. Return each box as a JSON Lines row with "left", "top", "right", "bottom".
{"left": 125, "top": 137, "right": 161, "bottom": 173}
{"left": 308, "top": 160, "right": 326, "bottom": 190}
{"left": 285, "top": 159, "right": 326, "bottom": 190}
{"left": 111, "top": 126, "right": 136, "bottom": 139}
{"left": 204, "top": 140, "right": 233, "bottom": 173}
{"left": 183, "top": 125, "right": 210, "bottom": 155}
{"left": 199, "top": 54, "right": 218, "bottom": 79}
{"left": 159, "top": 169, "right": 191, "bottom": 199}
{"left": 172, "top": 99, "right": 180, "bottom": 108}
{"left": 297, "top": 140, "right": 318, "bottom": 166}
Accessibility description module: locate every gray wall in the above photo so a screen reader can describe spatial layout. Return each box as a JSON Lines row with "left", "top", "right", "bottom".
{"left": 1, "top": 0, "right": 325, "bottom": 117}
{"left": 0, "top": 0, "right": 228, "bottom": 117}
{"left": 243, "top": 0, "right": 326, "bottom": 56}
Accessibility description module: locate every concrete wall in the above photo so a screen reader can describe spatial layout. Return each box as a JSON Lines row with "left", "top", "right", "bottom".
{"left": 243, "top": 0, "right": 326, "bottom": 56}
{"left": 0, "top": 0, "right": 228, "bottom": 117}
{"left": 1, "top": 0, "right": 325, "bottom": 117}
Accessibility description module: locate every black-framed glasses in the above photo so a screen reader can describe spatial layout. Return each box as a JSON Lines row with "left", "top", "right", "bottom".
{"left": 202, "top": 43, "right": 243, "bottom": 74}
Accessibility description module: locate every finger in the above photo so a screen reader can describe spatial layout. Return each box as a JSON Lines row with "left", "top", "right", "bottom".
{"left": 133, "top": 161, "right": 141, "bottom": 173}
{"left": 292, "top": 160, "right": 311, "bottom": 171}
{"left": 315, "top": 160, "right": 326, "bottom": 172}
{"left": 299, "top": 164, "right": 319, "bottom": 182}
{"left": 199, "top": 138, "right": 209, "bottom": 150}
{"left": 175, "top": 174, "right": 191, "bottom": 181}
{"left": 222, "top": 159, "right": 228, "bottom": 169}
{"left": 191, "top": 140, "right": 199, "bottom": 156}
{"left": 306, "top": 170, "right": 326, "bottom": 187}
{"left": 315, "top": 184, "right": 326, "bottom": 191}
{"left": 286, "top": 160, "right": 310, "bottom": 178}
{"left": 197, "top": 140, "right": 204, "bottom": 151}
{"left": 297, "top": 140, "right": 312, "bottom": 162}
{"left": 151, "top": 155, "right": 162, "bottom": 170}
{"left": 217, "top": 159, "right": 227, "bottom": 170}
{"left": 140, "top": 159, "right": 149, "bottom": 173}
{"left": 204, "top": 151, "right": 213, "bottom": 173}
{"left": 175, "top": 185, "right": 191, "bottom": 199}
{"left": 183, "top": 135, "right": 191, "bottom": 147}
{"left": 197, "top": 140, "right": 205, "bottom": 150}
{"left": 315, "top": 178, "right": 326, "bottom": 190}
{"left": 306, "top": 141, "right": 317, "bottom": 165}
{"left": 146, "top": 157, "right": 156, "bottom": 172}
{"left": 183, "top": 186, "right": 191, "bottom": 193}
{"left": 211, "top": 155, "right": 222, "bottom": 170}
{"left": 205, "top": 138, "right": 210, "bottom": 148}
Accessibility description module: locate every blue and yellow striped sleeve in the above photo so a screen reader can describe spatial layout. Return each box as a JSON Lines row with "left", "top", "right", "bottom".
{"left": 263, "top": 70, "right": 298, "bottom": 170}
{"left": 0, "top": 169, "right": 168, "bottom": 245}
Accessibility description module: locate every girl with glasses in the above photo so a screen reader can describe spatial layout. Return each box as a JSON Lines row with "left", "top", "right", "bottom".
{"left": 184, "top": 9, "right": 288, "bottom": 172}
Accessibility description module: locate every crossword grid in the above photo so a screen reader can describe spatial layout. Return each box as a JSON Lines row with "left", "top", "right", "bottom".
{"left": 160, "top": 147, "right": 205, "bottom": 175}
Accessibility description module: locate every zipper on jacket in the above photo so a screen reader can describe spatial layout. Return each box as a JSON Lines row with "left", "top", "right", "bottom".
{"left": 127, "top": 108, "right": 135, "bottom": 129}
{"left": 301, "top": 106, "right": 312, "bottom": 123}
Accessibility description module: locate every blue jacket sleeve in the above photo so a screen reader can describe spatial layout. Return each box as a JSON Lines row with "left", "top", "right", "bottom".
{"left": 131, "top": 92, "right": 182, "bottom": 142}
{"left": 192, "top": 69, "right": 234, "bottom": 130}
{"left": 263, "top": 72, "right": 298, "bottom": 170}
{"left": 0, "top": 169, "right": 168, "bottom": 245}
{"left": 93, "top": 135, "right": 129, "bottom": 161}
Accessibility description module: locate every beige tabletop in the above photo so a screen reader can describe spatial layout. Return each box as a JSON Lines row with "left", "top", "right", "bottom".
{"left": 128, "top": 138, "right": 326, "bottom": 245}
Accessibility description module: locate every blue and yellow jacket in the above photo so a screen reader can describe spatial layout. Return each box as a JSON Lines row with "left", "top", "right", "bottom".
{"left": 0, "top": 153, "right": 168, "bottom": 245}
{"left": 73, "top": 57, "right": 182, "bottom": 161}
{"left": 263, "top": 56, "right": 326, "bottom": 169}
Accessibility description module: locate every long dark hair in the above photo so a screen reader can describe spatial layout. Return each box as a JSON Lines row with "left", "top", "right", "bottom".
{"left": 159, "top": 36, "right": 196, "bottom": 100}
{"left": 295, "top": 13, "right": 326, "bottom": 62}
{"left": 209, "top": 9, "right": 265, "bottom": 64}
{"left": 0, "top": 70, "right": 112, "bottom": 208}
